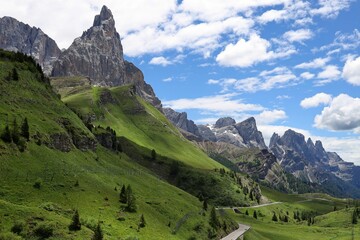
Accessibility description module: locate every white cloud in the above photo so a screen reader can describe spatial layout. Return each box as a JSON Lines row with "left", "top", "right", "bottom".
{"left": 209, "top": 67, "right": 298, "bottom": 92}
{"left": 162, "top": 77, "right": 173, "bottom": 82}
{"left": 318, "top": 29, "right": 360, "bottom": 53}
{"left": 149, "top": 56, "right": 172, "bottom": 66}
{"left": 300, "top": 93, "right": 332, "bottom": 108}
{"left": 300, "top": 72, "right": 315, "bottom": 80}
{"left": 342, "top": 56, "right": 360, "bottom": 86}
{"left": 256, "top": 110, "right": 287, "bottom": 125}
{"left": 311, "top": 0, "right": 351, "bottom": 18}
{"left": 295, "top": 57, "right": 330, "bottom": 69}
{"left": 162, "top": 94, "right": 264, "bottom": 114}
{"left": 283, "top": 29, "right": 313, "bottom": 43}
{"left": 314, "top": 94, "right": 360, "bottom": 133}
{"left": 276, "top": 95, "right": 291, "bottom": 100}
{"left": 216, "top": 34, "right": 296, "bottom": 67}
{"left": 316, "top": 65, "right": 341, "bottom": 83}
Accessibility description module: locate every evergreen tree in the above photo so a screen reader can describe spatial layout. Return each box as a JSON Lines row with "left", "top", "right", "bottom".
{"left": 1, "top": 124, "right": 12, "bottom": 143}
{"left": 272, "top": 213, "right": 278, "bottom": 222}
{"left": 352, "top": 209, "right": 358, "bottom": 224}
{"left": 21, "top": 117, "right": 30, "bottom": 141}
{"left": 245, "top": 210, "right": 249, "bottom": 216}
{"left": 69, "top": 210, "right": 81, "bottom": 231}
{"left": 119, "top": 185, "right": 127, "bottom": 203}
{"left": 139, "top": 214, "right": 146, "bottom": 228}
{"left": 92, "top": 223, "right": 103, "bottom": 240}
{"left": 284, "top": 215, "right": 289, "bottom": 222}
{"left": 209, "top": 206, "right": 219, "bottom": 229}
{"left": 12, "top": 68, "right": 19, "bottom": 81}
{"left": 12, "top": 119, "right": 20, "bottom": 144}
{"left": 253, "top": 211, "right": 257, "bottom": 219}
{"left": 126, "top": 185, "right": 137, "bottom": 212}
{"left": 151, "top": 149, "right": 156, "bottom": 161}
{"left": 203, "top": 199, "right": 208, "bottom": 211}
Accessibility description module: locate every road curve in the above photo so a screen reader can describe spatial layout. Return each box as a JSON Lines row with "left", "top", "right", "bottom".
{"left": 220, "top": 223, "right": 250, "bottom": 240}
{"left": 217, "top": 201, "right": 282, "bottom": 210}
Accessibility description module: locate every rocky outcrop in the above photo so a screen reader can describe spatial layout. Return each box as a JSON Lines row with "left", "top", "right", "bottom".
{"left": 214, "top": 117, "right": 236, "bottom": 128}
{"left": 0, "top": 16, "right": 61, "bottom": 74}
{"left": 163, "top": 108, "right": 201, "bottom": 137}
{"left": 234, "top": 117, "right": 267, "bottom": 149}
{"left": 52, "top": 6, "right": 161, "bottom": 108}
{"left": 198, "top": 125, "right": 217, "bottom": 142}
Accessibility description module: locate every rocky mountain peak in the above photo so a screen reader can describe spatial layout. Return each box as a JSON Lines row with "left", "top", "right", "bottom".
{"left": 163, "top": 108, "right": 201, "bottom": 138}
{"left": 51, "top": 5, "right": 161, "bottom": 108}
{"left": 234, "top": 117, "right": 267, "bottom": 149}
{"left": 0, "top": 16, "right": 61, "bottom": 75}
{"left": 93, "top": 6, "right": 114, "bottom": 27}
{"left": 214, "top": 117, "right": 236, "bottom": 128}
{"left": 269, "top": 133, "right": 281, "bottom": 148}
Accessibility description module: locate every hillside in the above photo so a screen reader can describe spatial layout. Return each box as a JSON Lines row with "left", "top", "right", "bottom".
{"left": 0, "top": 50, "right": 239, "bottom": 239}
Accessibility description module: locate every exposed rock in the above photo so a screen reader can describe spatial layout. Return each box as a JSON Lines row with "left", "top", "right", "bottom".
{"left": 0, "top": 16, "right": 61, "bottom": 74}
{"left": 214, "top": 117, "right": 236, "bottom": 128}
{"left": 234, "top": 117, "right": 267, "bottom": 149}
{"left": 47, "top": 133, "right": 72, "bottom": 152}
{"left": 198, "top": 125, "right": 217, "bottom": 142}
{"left": 99, "top": 89, "right": 116, "bottom": 105}
{"left": 51, "top": 6, "right": 161, "bottom": 108}
{"left": 163, "top": 108, "right": 201, "bottom": 137}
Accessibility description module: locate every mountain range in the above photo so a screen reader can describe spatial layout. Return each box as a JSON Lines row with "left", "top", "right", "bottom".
{"left": 1, "top": 5, "right": 359, "bottom": 199}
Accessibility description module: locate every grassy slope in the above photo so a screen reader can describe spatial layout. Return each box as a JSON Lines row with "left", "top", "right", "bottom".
{"left": 0, "top": 52, "right": 228, "bottom": 239}
{"left": 228, "top": 187, "right": 359, "bottom": 240}
{"left": 60, "top": 84, "right": 222, "bottom": 170}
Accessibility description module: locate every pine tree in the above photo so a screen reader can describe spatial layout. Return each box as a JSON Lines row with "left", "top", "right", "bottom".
{"left": 69, "top": 210, "right": 81, "bottom": 231}
{"left": 352, "top": 209, "right": 358, "bottom": 224}
{"left": 253, "top": 211, "right": 258, "bottom": 219}
{"left": 209, "top": 206, "right": 219, "bottom": 229}
{"left": 92, "top": 223, "right": 103, "bottom": 240}
{"left": 126, "top": 185, "right": 137, "bottom": 212}
{"left": 284, "top": 215, "right": 289, "bottom": 222}
{"left": 1, "top": 124, "right": 12, "bottom": 143}
{"left": 245, "top": 210, "right": 249, "bottom": 216}
{"left": 139, "top": 214, "right": 146, "bottom": 228}
{"left": 203, "top": 199, "right": 208, "bottom": 211}
{"left": 119, "top": 185, "right": 127, "bottom": 203}
{"left": 12, "top": 68, "right": 19, "bottom": 81}
{"left": 21, "top": 117, "right": 30, "bottom": 141}
{"left": 12, "top": 119, "right": 20, "bottom": 144}
{"left": 272, "top": 213, "right": 278, "bottom": 222}
{"left": 151, "top": 149, "right": 156, "bottom": 161}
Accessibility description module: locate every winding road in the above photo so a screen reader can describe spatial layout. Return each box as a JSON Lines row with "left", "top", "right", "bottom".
{"left": 220, "top": 224, "right": 250, "bottom": 240}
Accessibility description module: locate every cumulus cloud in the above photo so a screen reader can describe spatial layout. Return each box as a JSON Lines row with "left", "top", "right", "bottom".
{"left": 342, "top": 56, "right": 360, "bottom": 86}
{"left": 311, "top": 0, "right": 351, "bottom": 18}
{"left": 300, "top": 72, "right": 315, "bottom": 80}
{"left": 216, "top": 34, "right": 296, "bottom": 67}
{"left": 316, "top": 65, "right": 341, "bottom": 84}
{"left": 162, "top": 94, "right": 264, "bottom": 113}
{"left": 283, "top": 29, "right": 313, "bottom": 43}
{"left": 149, "top": 56, "right": 172, "bottom": 66}
{"left": 314, "top": 94, "right": 360, "bottom": 133}
{"left": 162, "top": 77, "right": 173, "bottom": 82}
{"left": 256, "top": 110, "right": 287, "bottom": 125}
{"left": 209, "top": 67, "right": 298, "bottom": 92}
{"left": 295, "top": 57, "right": 330, "bottom": 69}
{"left": 300, "top": 93, "right": 332, "bottom": 108}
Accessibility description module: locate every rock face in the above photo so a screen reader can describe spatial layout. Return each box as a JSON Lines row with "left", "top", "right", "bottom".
{"left": 163, "top": 108, "right": 201, "bottom": 137}
{"left": 270, "top": 129, "right": 360, "bottom": 195}
{"left": 0, "top": 16, "right": 61, "bottom": 74}
{"left": 52, "top": 6, "right": 161, "bottom": 108}
{"left": 198, "top": 117, "right": 267, "bottom": 149}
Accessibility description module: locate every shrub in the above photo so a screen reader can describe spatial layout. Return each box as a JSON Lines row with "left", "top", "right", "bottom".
{"left": 10, "top": 221, "right": 24, "bottom": 235}
{"left": 33, "top": 178, "right": 42, "bottom": 189}
{"left": 33, "top": 223, "right": 53, "bottom": 239}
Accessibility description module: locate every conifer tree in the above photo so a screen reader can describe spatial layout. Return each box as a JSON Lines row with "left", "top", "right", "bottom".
{"left": 245, "top": 210, "right": 249, "bottom": 215}
{"left": 119, "top": 185, "right": 127, "bottom": 203}
{"left": 12, "top": 119, "right": 20, "bottom": 144}
{"left": 92, "top": 223, "right": 103, "bottom": 240}
{"left": 203, "top": 199, "right": 208, "bottom": 211}
{"left": 352, "top": 209, "right": 358, "bottom": 224}
{"left": 69, "top": 209, "right": 81, "bottom": 231}
{"left": 139, "top": 214, "right": 146, "bottom": 228}
{"left": 272, "top": 213, "right": 278, "bottom": 222}
{"left": 1, "top": 124, "right": 12, "bottom": 143}
{"left": 209, "top": 206, "right": 219, "bottom": 229}
{"left": 151, "top": 149, "right": 156, "bottom": 161}
{"left": 12, "top": 68, "right": 19, "bottom": 81}
{"left": 253, "top": 210, "right": 257, "bottom": 219}
{"left": 126, "top": 185, "right": 137, "bottom": 212}
{"left": 21, "top": 117, "right": 29, "bottom": 141}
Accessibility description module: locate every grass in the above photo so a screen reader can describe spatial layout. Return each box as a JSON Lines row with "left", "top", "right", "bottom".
{"left": 61, "top": 84, "right": 223, "bottom": 170}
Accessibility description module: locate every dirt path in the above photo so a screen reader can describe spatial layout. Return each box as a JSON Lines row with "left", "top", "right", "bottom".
{"left": 220, "top": 224, "right": 250, "bottom": 240}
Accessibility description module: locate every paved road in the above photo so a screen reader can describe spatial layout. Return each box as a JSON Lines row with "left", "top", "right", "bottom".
{"left": 220, "top": 223, "right": 250, "bottom": 240}
{"left": 218, "top": 201, "right": 282, "bottom": 210}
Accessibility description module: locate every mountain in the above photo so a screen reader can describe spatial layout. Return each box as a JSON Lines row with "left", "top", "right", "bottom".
{"left": 270, "top": 129, "right": 360, "bottom": 197}
{"left": 0, "top": 16, "right": 61, "bottom": 74}
{"left": 162, "top": 108, "right": 202, "bottom": 140}
{"left": 50, "top": 6, "right": 160, "bottom": 108}
{"left": 198, "top": 117, "right": 267, "bottom": 149}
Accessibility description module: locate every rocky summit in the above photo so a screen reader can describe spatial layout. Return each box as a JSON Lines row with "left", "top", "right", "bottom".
{"left": 52, "top": 6, "right": 161, "bottom": 108}
{"left": 0, "top": 16, "right": 61, "bottom": 75}
{"left": 163, "top": 108, "right": 201, "bottom": 138}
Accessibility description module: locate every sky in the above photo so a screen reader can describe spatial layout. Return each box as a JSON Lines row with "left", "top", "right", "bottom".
{"left": 1, "top": 0, "right": 360, "bottom": 165}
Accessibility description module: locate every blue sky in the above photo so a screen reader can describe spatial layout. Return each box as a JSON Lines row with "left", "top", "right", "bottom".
{"left": 1, "top": 0, "right": 360, "bottom": 164}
